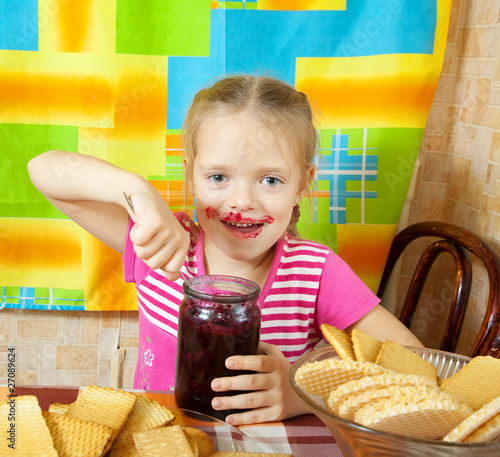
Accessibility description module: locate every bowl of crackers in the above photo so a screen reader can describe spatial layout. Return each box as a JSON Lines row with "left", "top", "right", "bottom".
{"left": 290, "top": 324, "right": 500, "bottom": 457}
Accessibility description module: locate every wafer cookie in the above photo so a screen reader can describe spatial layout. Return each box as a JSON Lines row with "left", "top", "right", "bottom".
{"left": 355, "top": 395, "right": 473, "bottom": 440}
{"left": 375, "top": 340, "right": 437, "bottom": 382}
{"left": 327, "top": 372, "right": 437, "bottom": 414}
{"left": 336, "top": 384, "right": 443, "bottom": 421}
{"left": 321, "top": 323, "right": 356, "bottom": 360}
{"left": 440, "top": 356, "right": 500, "bottom": 410}
{"left": 464, "top": 411, "right": 500, "bottom": 443}
{"left": 443, "top": 395, "right": 500, "bottom": 442}
{"left": 294, "top": 358, "right": 387, "bottom": 398}
{"left": 351, "top": 328, "right": 382, "bottom": 363}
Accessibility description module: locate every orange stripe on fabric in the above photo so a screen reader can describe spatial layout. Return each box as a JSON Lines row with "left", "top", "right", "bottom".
{"left": 337, "top": 224, "right": 397, "bottom": 291}
{"left": 165, "top": 134, "right": 183, "bottom": 152}
{"left": 299, "top": 77, "right": 435, "bottom": 127}
{"left": 56, "top": 0, "right": 97, "bottom": 52}
{"left": 0, "top": 71, "right": 113, "bottom": 122}
{"left": 150, "top": 180, "right": 193, "bottom": 208}
{"left": 109, "top": 69, "right": 168, "bottom": 141}
{"left": 0, "top": 219, "right": 81, "bottom": 271}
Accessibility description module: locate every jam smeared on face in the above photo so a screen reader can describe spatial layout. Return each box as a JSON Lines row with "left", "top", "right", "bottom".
{"left": 205, "top": 206, "right": 274, "bottom": 239}
{"left": 205, "top": 206, "right": 274, "bottom": 224}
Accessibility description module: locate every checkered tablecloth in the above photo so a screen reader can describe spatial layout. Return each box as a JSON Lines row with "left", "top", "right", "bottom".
{"left": 5, "top": 386, "right": 343, "bottom": 456}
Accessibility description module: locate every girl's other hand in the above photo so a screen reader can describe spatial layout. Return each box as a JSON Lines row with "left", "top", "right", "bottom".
{"left": 128, "top": 191, "right": 190, "bottom": 281}
{"left": 210, "top": 342, "right": 311, "bottom": 425}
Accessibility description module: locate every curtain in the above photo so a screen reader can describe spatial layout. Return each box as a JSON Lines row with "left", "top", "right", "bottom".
{"left": 0, "top": 0, "right": 451, "bottom": 310}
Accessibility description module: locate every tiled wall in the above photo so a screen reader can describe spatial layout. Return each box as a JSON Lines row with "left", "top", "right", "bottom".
{"left": 393, "top": 0, "right": 500, "bottom": 355}
{"left": 2, "top": 0, "right": 499, "bottom": 388}
{"left": 1, "top": 310, "right": 139, "bottom": 388}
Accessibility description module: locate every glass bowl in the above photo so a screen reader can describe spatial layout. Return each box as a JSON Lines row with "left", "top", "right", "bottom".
{"left": 290, "top": 346, "right": 500, "bottom": 457}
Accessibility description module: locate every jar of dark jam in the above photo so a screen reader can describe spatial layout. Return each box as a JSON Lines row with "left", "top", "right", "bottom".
{"left": 175, "top": 275, "right": 261, "bottom": 420}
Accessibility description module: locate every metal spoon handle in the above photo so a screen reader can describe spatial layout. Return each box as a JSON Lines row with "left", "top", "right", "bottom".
{"left": 123, "top": 192, "right": 189, "bottom": 284}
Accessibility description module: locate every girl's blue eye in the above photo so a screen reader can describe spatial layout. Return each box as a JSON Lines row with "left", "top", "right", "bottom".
{"left": 210, "top": 174, "right": 226, "bottom": 183}
{"left": 263, "top": 177, "right": 281, "bottom": 186}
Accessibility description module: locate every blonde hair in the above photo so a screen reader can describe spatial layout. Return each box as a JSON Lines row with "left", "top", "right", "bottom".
{"left": 182, "top": 75, "right": 317, "bottom": 234}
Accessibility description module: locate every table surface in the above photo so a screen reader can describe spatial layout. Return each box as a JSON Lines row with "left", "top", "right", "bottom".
{"left": 2, "top": 385, "right": 344, "bottom": 457}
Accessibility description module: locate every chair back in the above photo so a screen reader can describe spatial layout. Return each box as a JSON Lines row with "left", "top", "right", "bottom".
{"left": 377, "top": 221, "right": 500, "bottom": 357}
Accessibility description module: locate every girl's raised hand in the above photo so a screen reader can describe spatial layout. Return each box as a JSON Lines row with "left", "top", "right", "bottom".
{"left": 126, "top": 191, "right": 190, "bottom": 281}
{"left": 210, "top": 342, "right": 311, "bottom": 425}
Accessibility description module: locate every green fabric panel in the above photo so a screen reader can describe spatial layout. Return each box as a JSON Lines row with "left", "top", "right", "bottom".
{"left": 116, "top": 0, "right": 212, "bottom": 56}
{"left": 1, "top": 123, "right": 79, "bottom": 218}
{"left": 364, "top": 128, "right": 424, "bottom": 224}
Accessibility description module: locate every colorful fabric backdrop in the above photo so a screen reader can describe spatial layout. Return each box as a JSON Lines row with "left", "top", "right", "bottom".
{"left": 0, "top": 0, "right": 451, "bottom": 311}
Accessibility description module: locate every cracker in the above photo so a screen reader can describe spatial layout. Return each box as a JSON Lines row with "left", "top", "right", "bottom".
{"left": 439, "top": 356, "right": 500, "bottom": 410}
{"left": 105, "top": 440, "right": 138, "bottom": 457}
{"left": 443, "top": 395, "right": 500, "bottom": 442}
{"left": 0, "top": 395, "right": 58, "bottom": 456}
{"left": 43, "top": 410, "right": 112, "bottom": 457}
{"left": 321, "top": 323, "right": 356, "bottom": 360}
{"left": 375, "top": 340, "right": 437, "bottom": 383}
{"left": 294, "top": 358, "right": 387, "bottom": 398}
{"left": 182, "top": 426, "right": 214, "bottom": 457}
{"left": 355, "top": 395, "right": 473, "bottom": 440}
{"left": 48, "top": 402, "right": 70, "bottom": 415}
{"left": 133, "top": 425, "right": 196, "bottom": 457}
{"left": 351, "top": 328, "right": 382, "bottom": 363}
{"left": 108, "top": 393, "right": 175, "bottom": 456}
{"left": 65, "top": 385, "right": 137, "bottom": 453}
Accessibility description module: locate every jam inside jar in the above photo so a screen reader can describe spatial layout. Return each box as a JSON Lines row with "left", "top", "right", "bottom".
{"left": 174, "top": 275, "right": 261, "bottom": 420}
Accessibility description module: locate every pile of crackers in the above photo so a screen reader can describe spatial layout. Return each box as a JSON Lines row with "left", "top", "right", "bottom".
{"left": 294, "top": 324, "right": 500, "bottom": 443}
{"left": 0, "top": 385, "right": 293, "bottom": 456}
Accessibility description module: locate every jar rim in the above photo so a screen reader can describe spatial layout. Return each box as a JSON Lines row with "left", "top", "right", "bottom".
{"left": 182, "top": 275, "right": 260, "bottom": 303}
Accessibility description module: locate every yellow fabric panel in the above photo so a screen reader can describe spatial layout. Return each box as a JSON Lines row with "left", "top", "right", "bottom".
{"left": 296, "top": 54, "right": 443, "bottom": 129}
{"left": 258, "top": 0, "right": 346, "bottom": 10}
{"left": 0, "top": 218, "right": 83, "bottom": 288}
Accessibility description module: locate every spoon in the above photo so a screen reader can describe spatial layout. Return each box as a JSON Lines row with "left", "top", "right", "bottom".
{"left": 123, "top": 192, "right": 190, "bottom": 284}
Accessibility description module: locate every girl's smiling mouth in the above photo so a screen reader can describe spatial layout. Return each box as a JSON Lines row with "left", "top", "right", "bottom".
{"left": 206, "top": 206, "right": 274, "bottom": 238}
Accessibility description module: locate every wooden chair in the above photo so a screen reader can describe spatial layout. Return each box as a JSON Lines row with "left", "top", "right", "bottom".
{"left": 377, "top": 221, "right": 500, "bottom": 358}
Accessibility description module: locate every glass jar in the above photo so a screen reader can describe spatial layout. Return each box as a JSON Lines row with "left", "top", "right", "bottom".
{"left": 174, "top": 275, "right": 261, "bottom": 420}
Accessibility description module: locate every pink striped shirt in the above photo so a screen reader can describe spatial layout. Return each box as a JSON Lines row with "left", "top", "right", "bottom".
{"left": 124, "top": 213, "right": 379, "bottom": 391}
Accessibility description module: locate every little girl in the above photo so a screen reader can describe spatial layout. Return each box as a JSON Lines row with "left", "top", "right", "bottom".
{"left": 28, "top": 75, "right": 421, "bottom": 425}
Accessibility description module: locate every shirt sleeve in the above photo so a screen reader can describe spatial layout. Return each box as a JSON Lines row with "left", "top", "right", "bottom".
{"left": 316, "top": 250, "right": 380, "bottom": 333}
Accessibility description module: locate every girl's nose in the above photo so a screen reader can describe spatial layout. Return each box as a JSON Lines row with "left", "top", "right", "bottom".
{"left": 228, "top": 183, "right": 254, "bottom": 211}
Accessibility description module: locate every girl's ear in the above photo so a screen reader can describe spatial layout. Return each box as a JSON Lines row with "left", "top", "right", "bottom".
{"left": 296, "top": 165, "right": 316, "bottom": 201}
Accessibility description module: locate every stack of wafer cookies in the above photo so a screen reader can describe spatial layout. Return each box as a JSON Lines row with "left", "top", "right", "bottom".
{"left": 295, "top": 324, "right": 500, "bottom": 443}
{"left": 0, "top": 385, "right": 294, "bottom": 456}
